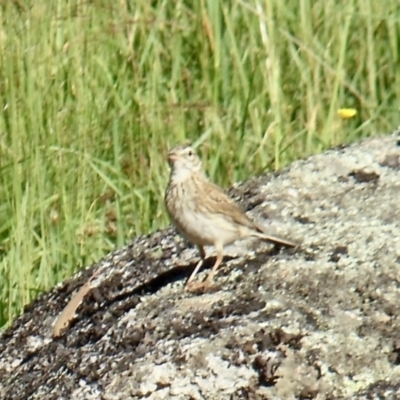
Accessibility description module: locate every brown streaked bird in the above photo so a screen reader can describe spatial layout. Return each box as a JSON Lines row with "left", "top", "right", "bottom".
{"left": 164, "top": 144, "right": 296, "bottom": 291}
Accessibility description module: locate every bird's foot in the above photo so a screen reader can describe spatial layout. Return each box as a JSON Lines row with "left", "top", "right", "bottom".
{"left": 185, "top": 280, "right": 219, "bottom": 294}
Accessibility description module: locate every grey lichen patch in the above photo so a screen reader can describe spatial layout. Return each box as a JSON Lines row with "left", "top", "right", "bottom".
{"left": 1, "top": 132, "right": 400, "bottom": 399}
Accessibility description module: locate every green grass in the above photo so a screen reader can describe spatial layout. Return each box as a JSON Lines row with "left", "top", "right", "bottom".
{"left": 0, "top": 0, "right": 399, "bottom": 328}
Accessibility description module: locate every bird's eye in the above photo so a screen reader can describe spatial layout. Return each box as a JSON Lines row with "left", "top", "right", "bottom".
{"left": 188, "top": 150, "right": 193, "bottom": 157}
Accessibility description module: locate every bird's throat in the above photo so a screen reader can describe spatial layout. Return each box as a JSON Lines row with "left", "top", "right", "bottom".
{"left": 171, "top": 166, "right": 192, "bottom": 183}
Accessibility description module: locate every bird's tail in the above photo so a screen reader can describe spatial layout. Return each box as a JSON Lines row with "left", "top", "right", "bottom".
{"left": 253, "top": 231, "right": 297, "bottom": 247}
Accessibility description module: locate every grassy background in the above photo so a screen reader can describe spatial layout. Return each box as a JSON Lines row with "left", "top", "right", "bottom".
{"left": 0, "top": 0, "right": 399, "bottom": 328}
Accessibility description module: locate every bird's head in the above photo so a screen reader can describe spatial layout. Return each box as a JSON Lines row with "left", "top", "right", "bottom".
{"left": 167, "top": 144, "right": 203, "bottom": 177}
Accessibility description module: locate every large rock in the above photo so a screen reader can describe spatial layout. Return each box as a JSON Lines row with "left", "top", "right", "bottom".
{"left": 1, "top": 133, "right": 400, "bottom": 400}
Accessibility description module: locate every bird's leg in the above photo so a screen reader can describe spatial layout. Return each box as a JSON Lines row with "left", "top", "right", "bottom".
{"left": 203, "top": 242, "right": 224, "bottom": 287}
{"left": 185, "top": 245, "right": 206, "bottom": 289}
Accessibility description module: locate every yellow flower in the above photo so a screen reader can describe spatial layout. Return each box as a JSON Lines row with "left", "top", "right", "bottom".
{"left": 337, "top": 108, "right": 357, "bottom": 119}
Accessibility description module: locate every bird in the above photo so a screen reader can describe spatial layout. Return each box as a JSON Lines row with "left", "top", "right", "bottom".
{"left": 164, "top": 144, "right": 296, "bottom": 291}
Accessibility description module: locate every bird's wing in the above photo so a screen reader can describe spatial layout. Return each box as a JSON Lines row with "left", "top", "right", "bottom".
{"left": 197, "top": 178, "right": 297, "bottom": 247}
{"left": 197, "top": 178, "right": 258, "bottom": 230}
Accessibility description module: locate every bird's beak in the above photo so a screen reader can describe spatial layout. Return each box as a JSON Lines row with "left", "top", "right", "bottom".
{"left": 167, "top": 153, "right": 177, "bottom": 163}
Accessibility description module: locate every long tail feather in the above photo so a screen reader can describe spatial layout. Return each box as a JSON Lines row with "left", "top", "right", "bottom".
{"left": 254, "top": 232, "right": 297, "bottom": 247}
